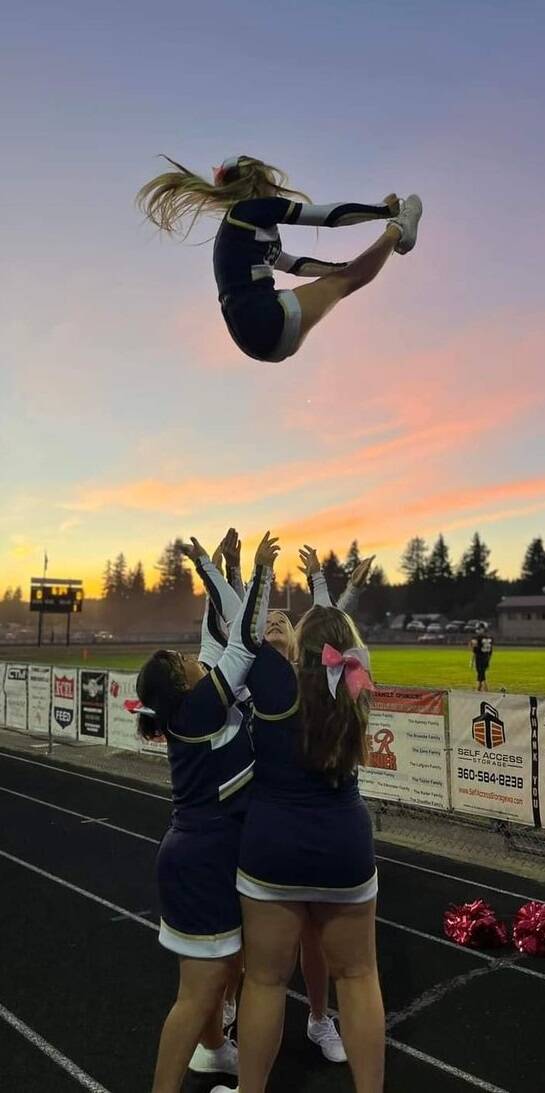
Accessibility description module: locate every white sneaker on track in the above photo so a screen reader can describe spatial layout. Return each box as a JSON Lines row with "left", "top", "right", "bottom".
{"left": 307, "top": 1014, "right": 348, "bottom": 1062}
{"left": 189, "top": 1037, "right": 238, "bottom": 1075}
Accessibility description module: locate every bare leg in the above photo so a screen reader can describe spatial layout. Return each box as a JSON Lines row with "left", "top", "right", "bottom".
{"left": 151, "top": 954, "right": 235, "bottom": 1093}
{"left": 225, "top": 947, "right": 244, "bottom": 1010}
{"left": 310, "top": 899, "right": 385, "bottom": 1093}
{"left": 300, "top": 918, "right": 329, "bottom": 1018}
{"left": 292, "top": 224, "right": 401, "bottom": 347}
{"left": 238, "top": 898, "right": 307, "bottom": 1093}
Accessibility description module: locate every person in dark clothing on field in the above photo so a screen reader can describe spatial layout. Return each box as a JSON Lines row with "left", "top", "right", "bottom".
{"left": 469, "top": 625, "right": 494, "bottom": 691}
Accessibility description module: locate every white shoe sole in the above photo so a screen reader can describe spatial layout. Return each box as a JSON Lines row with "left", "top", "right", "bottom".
{"left": 392, "top": 194, "right": 422, "bottom": 255}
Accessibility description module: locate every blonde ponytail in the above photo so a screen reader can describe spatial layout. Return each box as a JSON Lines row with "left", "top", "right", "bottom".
{"left": 136, "top": 154, "right": 311, "bottom": 239}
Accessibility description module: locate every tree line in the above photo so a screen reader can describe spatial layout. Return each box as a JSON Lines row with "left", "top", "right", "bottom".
{"left": 2, "top": 534, "right": 544, "bottom": 633}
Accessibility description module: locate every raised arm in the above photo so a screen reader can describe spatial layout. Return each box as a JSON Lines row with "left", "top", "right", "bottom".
{"left": 223, "top": 527, "right": 246, "bottom": 602}
{"left": 206, "top": 533, "right": 280, "bottom": 701}
{"left": 298, "top": 545, "right": 333, "bottom": 607}
{"left": 337, "top": 556, "right": 376, "bottom": 617}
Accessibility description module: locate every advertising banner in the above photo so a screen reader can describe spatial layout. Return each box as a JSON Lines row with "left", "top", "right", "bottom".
{"left": 50, "top": 667, "right": 78, "bottom": 741}
{"left": 449, "top": 691, "right": 542, "bottom": 826}
{"left": 358, "top": 686, "right": 449, "bottom": 811}
{"left": 4, "top": 664, "right": 29, "bottom": 731}
{"left": 79, "top": 670, "right": 107, "bottom": 742}
{"left": 107, "top": 672, "right": 141, "bottom": 752}
{"left": 28, "top": 665, "right": 52, "bottom": 735}
{"left": 0, "top": 661, "right": 6, "bottom": 728}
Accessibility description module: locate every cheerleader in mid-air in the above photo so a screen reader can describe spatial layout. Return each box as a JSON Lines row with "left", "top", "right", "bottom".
{"left": 137, "top": 154, "right": 422, "bottom": 363}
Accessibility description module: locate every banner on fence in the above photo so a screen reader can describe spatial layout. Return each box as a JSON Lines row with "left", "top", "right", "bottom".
{"left": 141, "top": 734, "right": 168, "bottom": 756}
{"left": 4, "top": 664, "right": 28, "bottom": 731}
{"left": 107, "top": 672, "right": 140, "bottom": 752}
{"left": 50, "top": 667, "right": 78, "bottom": 741}
{"left": 28, "top": 665, "right": 52, "bottom": 734}
{"left": 0, "top": 662, "right": 6, "bottom": 728}
{"left": 79, "top": 670, "right": 107, "bottom": 742}
{"left": 359, "top": 686, "right": 449, "bottom": 810}
{"left": 449, "top": 691, "right": 542, "bottom": 826}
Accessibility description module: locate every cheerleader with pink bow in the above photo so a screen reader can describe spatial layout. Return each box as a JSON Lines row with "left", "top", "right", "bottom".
{"left": 196, "top": 550, "right": 384, "bottom": 1093}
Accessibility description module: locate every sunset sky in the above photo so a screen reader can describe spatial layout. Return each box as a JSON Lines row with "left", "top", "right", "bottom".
{"left": 2, "top": 0, "right": 545, "bottom": 597}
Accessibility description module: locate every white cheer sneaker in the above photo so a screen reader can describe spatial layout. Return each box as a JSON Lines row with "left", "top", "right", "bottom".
{"left": 189, "top": 1037, "right": 238, "bottom": 1075}
{"left": 307, "top": 1014, "right": 347, "bottom": 1063}
{"left": 210, "top": 1087, "right": 238, "bottom": 1093}
{"left": 223, "top": 997, "right": 237, "bottom": 1029}
{"left": 388, "top": 194, "right": 423, "bottom": 255}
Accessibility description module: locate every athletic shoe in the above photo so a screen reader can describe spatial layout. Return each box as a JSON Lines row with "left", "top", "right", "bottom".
{"left": 189, "top": 1037, "right": 238, "bottom": 1075}
{"left": 388, "top": 194, "right": 423, "bottom": 255}
{"left": 223, "top": 997, "right": 237, "bottom": 1028}
{"left": 210, "top": 1087, "right": 238, "bottom": 1093}
{"left": 307, "top": 1014, "right": 347, "bottom": 1063}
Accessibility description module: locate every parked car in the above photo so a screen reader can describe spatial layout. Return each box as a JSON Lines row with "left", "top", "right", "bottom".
{"left": 406, "top": 620, "right": 426, "bottom": 632}
{"left": 445, "top": 620, "right": 465, "bottom": 633}
{"left": 418, "top": 631, "right": 446, "bottom": 643}
{"left": 426, "top": 623, "right": 443, "bottom": 633}
{"left": 94, "top": 631, "right": 114, "bottom": 642}
{"left": 463, "top": 619, "right": 489, "bottom": 633}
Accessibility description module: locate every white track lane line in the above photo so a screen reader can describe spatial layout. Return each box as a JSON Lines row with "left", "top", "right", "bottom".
{"left": 384, "top": 1037, "right": 511, "bottom": 1093}
{"left": 2, "top": 750, "right": 541, "bottom": 904}
{"left": 0, "top": 849, "right": 158, "bottom": 931}
{"left": 0, "top": 785, "right": 159, "bottom": 844}
{"left": 0, "top": 751, "right": 171, "bottom": 801}
{"left": 376, "top": 852, "right": 544, "bottom": 904}
{"left": 0, "top": 1002, "right": 113, "bottom": 1093}
{"left": 0, "top": 850, "right": 535, "bottom": 1092}
{"left": 2, "top": 780, "right": 545, "bottom": 981}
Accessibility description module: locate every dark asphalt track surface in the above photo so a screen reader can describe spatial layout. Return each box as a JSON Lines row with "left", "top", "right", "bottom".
{"left": 1, "top": 748, "right": 543, "bottom": 1093}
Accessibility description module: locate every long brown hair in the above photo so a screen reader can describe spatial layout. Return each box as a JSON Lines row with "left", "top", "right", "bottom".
{"left": 296, "top": 606, "right": 371, "bottom": 783}
{"left": 136, "top": 649, "right": 187, "bottom": 740}
{"left": 136, "top": 154, "right": 311, "bottom": 239}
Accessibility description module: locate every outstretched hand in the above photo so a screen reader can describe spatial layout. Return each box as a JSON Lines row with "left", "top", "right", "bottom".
{"left": 350, "top": 556, "right": 376, "bottom": 588}
{"left": 180, "top": 536, "right": 208, "bottom": 565}
{"left": 255, "top": 531, "right": 280, "bottom": 568}
{"left": 211, "top": 540, "right": 225, "bottom": 575}
{"left": 297, "top": 544, "right": 320, "bottom": 578}
{"left": 223, "top": 527, "right": 241, "bottom": 568}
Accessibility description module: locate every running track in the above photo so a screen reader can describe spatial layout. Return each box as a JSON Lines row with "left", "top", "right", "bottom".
{"left": 0, "top": 748, "right": 543, "bottom": 1093}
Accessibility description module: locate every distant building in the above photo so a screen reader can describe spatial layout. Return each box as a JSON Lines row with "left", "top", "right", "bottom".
{"left": 497, "top": 596, "right": 545, "bottom": 639}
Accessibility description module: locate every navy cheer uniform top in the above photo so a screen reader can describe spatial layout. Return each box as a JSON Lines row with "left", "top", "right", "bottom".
{"left": 213, "top": 196, "right": 393, "bottom": 361}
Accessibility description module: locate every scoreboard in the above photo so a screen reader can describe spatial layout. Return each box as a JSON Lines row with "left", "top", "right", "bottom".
{"left": 30, "top": 578, "right": 84, "bottom": 614}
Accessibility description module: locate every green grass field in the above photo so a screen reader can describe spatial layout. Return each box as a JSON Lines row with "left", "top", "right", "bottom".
{"left": 1, "top": 644, "right": 543, "bottom": 694}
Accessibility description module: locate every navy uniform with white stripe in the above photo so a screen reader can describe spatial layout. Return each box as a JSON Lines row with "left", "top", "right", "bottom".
{"left": 214, "top": 184, "right": 394, "bottom": 363}
{"left": 157, "top": 560, "right": 272, "bottom": 957}
{"left": 199, "top": 565, "right": 378, "bottom": 906}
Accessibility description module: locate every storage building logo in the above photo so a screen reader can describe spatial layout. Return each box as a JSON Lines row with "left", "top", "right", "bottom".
{"left": 472, "top": 702, "right": 506, "bottom": 749}
{"left": 54, "top": 675, "right": 74, "bottom": 700}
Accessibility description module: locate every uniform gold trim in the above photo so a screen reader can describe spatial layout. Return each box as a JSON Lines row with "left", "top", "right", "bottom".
{"left": 253, "top": 695, "right": 300, "bottom": 721}
{"left": 226, "top": 210, "right": 255, "bottom": 231}
{"left": 237, "top": 867, "right": 374, "bottom": 894}
{"left": 160, "top": 918, "right": 240, "bottom": 942}
{"left": 219, "top": 766, "right": 254, "bottom": 801}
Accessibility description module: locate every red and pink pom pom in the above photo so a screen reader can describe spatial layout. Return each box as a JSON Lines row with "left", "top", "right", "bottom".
{"left": 443, "top": 899, "right": 508, "bottom": 948}
{"left": 512, "top": 901, "right": 545, "bottom": 956}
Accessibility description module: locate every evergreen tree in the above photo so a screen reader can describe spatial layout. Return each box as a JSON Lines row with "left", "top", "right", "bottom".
{"left": 156, "top": 540, "right": 193, "bottom": 598}
{"left": 128, "top": 561, "right": 146, "bottom": 599}
{"left": 3, "top": 589, "right": 12, "bottom": 602}
{"left": 458, "top": 533, "right": 492, "bottom": 582}
{"left": 344, "top": 540, "right": 362, "bottom": 578}
{"left": 400, "top": 537, "right": 428, "bottom": 583}
{"left": 12, "top": 587, "right": 23, "bottom": 602}
{"left": 112, "top": 553, "right": 129, "bottom": 600}
{"left": 102, "top": 561, "right": 115, "bottom": 600}
{"left": 520, "top": 537, "right": 545, "bottom": 593}
{"left": 322, "top": 550, "right": 347, "bottom": 602}
{"left": 426, "top": 535, "right": 453, "bottom": 583}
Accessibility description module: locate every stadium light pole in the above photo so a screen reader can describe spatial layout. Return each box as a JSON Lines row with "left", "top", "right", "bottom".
{"left": 37, "top": 549, "right": 48, "bottom": 647}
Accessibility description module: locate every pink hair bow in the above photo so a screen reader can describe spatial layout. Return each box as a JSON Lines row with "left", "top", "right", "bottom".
{"left": 321, "top": 644, "right": 375, "bottom": 700}
{"left": 124, "top": 699, "right": 156, "bottom": 717}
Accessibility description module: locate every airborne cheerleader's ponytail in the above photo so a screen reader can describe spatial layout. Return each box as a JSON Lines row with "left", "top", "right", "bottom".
{"left": 136, "top": 153, "right": 311, "bottom": 239}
